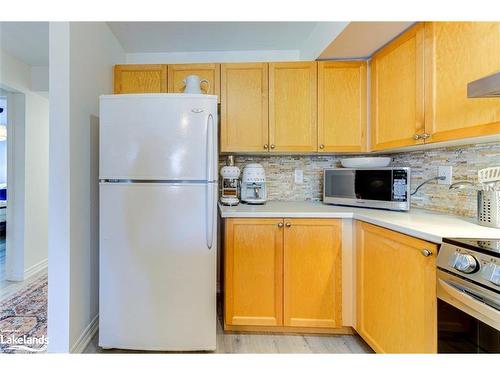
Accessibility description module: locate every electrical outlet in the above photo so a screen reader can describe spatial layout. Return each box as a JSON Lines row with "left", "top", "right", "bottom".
{"left": 294, "top": 169, "right": 303, "bottom": 184}
{"left": 438, "top": 166, "right": 453, "bottom": 185}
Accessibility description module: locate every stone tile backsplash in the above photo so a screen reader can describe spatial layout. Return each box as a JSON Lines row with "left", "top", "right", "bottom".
{"left": 219, "top": 142, "right": 500, "bottom": 218}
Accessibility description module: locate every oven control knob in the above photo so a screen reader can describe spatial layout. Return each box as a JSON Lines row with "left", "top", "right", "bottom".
{"left": 481, "top": 263, "right": 500, "bottom": 286}
{"left": 451, "top": 253, "right": 479, "bottom": 274}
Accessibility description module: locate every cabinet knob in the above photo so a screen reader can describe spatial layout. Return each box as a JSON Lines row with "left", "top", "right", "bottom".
{"left": 413, "top": 134, "right": 422, "bottom": 140}
{"left": 270, "top": 144, "right": 276, "bottom": 149}
{"left": 421, "top": 249, "right": 433, "bottom": 257}
{"left": 285, "top": 222, "right": 291, "bottom": 228}
{"left": 263, "top": 144, "right": 269, "bottom": 150}
{"left": 277, "top": 222, "right": 284, "bottom": 228}
{"left": 319, "top": 144, "right": 325, "bottom": 150}
{"left": 421, "top": 133, "right": 431, "bottom": 140}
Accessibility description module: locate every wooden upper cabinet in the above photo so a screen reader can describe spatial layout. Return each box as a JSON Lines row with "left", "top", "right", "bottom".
{"left": 371, "top": 24, "right": 425, "bottom": 151}
{"left": 167, "top": 63, "right": 221, "bottom": 101}
{"left": 224, "top": 218, "right": 283, "bottom": 327}
{"left": 318, "top": 61, "right": 367, "bottom": 153}
{"left": 220, "top": 63, "right": 269, "bottom": 153}
{"left": 114, "top": 64, "right": 167, "bottom": 94}
{"left": 269, "top": 62, "right": 318, "bottom": 152}
{"left": 424, "top": 22, "right": 500, "bottom": 143}
{"left": 356, "top": 222, "right": 437, "bottom": 353}
{"left": 283, "top": 219, "right": 342, "bottom": 329}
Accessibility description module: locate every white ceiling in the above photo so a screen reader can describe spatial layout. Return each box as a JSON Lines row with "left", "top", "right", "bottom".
{"left": 0, "top": 22, "right": 49, "bottom": 66}
{"left": 319, "top": 21, "right": 415, "bottom": 59}
{"left": 0, "top": 21, "right": 416, "bottom": 68}
{"left": 108, "top": 22, "right": 345, "bottom": 56}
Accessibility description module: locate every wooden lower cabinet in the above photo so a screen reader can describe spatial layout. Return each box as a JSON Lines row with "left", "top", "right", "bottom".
{"left": 355, "top": 221, "right": 438, "bottom": 353}
{"left": 283, "top": 219, "right": 342, "bottom": 328}
{"left": 224, "top": 218, "right": 343, "bottom": 333}
{"left": 224, "top": 218, "right": 283, "bottom": 327}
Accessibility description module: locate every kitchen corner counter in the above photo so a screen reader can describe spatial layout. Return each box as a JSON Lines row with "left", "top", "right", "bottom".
{"left": 218, "top": 201, "right": 500, "bottom": 243}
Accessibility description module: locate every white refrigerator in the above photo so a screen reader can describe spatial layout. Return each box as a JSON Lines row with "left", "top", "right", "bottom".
{"left": 98, "top": 94, "right": 217, "bottom": 351}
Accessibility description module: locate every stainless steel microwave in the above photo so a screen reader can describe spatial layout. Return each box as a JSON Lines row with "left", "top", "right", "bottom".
{"left": 323, "top": 168, "right": 411, "bottom": 211}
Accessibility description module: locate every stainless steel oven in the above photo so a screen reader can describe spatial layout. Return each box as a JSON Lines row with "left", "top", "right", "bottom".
{"left": 323, "top": 168, "right": 410, "bottom": 211}
{"left": 437, "top": 239, "right": 500, "bottom": 353}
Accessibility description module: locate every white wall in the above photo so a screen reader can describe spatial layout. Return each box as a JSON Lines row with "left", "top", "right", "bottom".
{"left": 126, "top": 49, "right": 301, "bottom": 64}
{"left": 0, "top": 48, "right": 49, "bottom": 278}
{"left": 48, "top": 21, "right": 125, "bottom": 353}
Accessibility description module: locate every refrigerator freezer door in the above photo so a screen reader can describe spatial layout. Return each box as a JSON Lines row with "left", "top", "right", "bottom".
{"left": 99, "top": 182, "right": 217, "bottom": 351}
{"left": 100, "top": 94, "right": 217, "bottom": 181}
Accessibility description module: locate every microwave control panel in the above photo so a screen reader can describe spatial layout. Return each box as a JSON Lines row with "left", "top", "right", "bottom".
{"left": 392, "top": 170, "right": 408, "bottom": 201}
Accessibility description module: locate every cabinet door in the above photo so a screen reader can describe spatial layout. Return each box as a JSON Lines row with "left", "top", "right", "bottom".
{"left": 224, "top": 218, "right": 283, "bottom": 326}
{"left": 318, "top": 61, "right": 367, "bottom": 153}
{"left": 269, "top": 62, "right": 317, "bottom": 152}
{"left": 167, "top": 63, "right": 221, "bottom": 101}
{"left": 220, "top": 63, "right": 269, "bottom": 152}
{"left": 424, "top": 22, "right": 500, "bottom": 143}
{"left": 283, "top": 219, "right": 342, "bottom": 328}
{"left": 371, "top": 24, "right": 425, "bottom": 151}
{"left": 114, "top": 64, "right": 167, "bottom": 94}
{"left": 356, "top": 221, "right": 437, "bottom": 353}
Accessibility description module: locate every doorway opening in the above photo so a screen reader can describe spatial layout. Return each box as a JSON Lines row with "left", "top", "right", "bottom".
{"left": 0, "top": 96, "right": 6, "bottom": 284}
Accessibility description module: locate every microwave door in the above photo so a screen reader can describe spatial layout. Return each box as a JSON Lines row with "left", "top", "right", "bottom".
{"left": 355, "top": 170, "right": 392, "bottom": 201}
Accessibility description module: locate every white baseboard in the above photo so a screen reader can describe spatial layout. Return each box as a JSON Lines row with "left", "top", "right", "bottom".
{"left": 24, "top": 258, "right": 48, "bottom": 279}
{"left": 71, "top": 314, "right": 99, "bottom": 353}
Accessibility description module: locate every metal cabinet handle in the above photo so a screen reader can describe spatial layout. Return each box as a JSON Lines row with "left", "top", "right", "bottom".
{"left": 285, "top": 222, "right": 291, "bottom": 228}
{"left": 414, "top": 133, "right": 431, "bottom": 141}
{"left": 421, "top": 249, "right": 433, "bottom": 257}
{"left": 270, "top": 144, "right": 276, "bottom": 149}
{"left": 263, "top": 144, "right": 269, "bottom": 150}
{"left": 277, "top": 222, "right": 284, "bottom": 228}
{"left": 319, "top": 144, "right": 325, "bottom": 150}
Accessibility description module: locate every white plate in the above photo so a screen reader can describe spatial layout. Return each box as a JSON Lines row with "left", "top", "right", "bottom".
{"left": 341, "top": 157, "right": 392, "bottom": 168}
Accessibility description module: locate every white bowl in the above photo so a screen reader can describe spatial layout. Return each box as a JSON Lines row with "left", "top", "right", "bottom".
{"left": 340, "top": 157, "right": 392, "bottom": 168}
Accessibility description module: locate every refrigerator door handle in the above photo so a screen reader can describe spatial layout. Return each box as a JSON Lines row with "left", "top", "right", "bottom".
{"left": 206, "top": 113, "right": 214, "bottom": 182}
{"left": 206, "top": 183, "right": 215, "bottom": 249}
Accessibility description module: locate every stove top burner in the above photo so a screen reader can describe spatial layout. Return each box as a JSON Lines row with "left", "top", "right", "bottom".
{"left": 443, "top": 238, "right": 500, "bottom": 257}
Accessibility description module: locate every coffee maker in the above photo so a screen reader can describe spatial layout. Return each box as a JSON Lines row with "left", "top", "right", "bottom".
{"left": 241, "top": 164, "right": 267, "bottom": 204}
{"left": 219, "top": 156, "right": 240, "bottom": 206}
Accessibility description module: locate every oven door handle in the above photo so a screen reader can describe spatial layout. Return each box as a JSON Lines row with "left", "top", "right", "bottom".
{"left": 438, "top": 278, "right": 500, "bottom": 325}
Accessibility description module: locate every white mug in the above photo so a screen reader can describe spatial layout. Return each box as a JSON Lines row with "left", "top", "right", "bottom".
{"left": 183, "top": 75, "right": 210, "bottom": 94}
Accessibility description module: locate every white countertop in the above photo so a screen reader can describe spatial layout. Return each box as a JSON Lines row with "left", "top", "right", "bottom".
{"left": 219, "top": 201, "right": 500, "bottom": 243}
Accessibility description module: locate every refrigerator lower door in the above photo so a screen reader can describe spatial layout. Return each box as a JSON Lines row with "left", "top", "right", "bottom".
{"left": 99, "top": 182, "right": 217, "bottom": 351}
